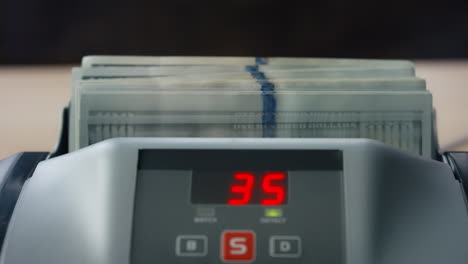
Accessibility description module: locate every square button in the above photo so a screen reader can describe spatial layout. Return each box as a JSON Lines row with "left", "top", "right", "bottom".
{"left": 221, "top": 230, "right": 256, "bottom": 262}
{"left": 269, "top": 236, "right": 301, "bottom": 258}
{"left": 176, "top": 235, "right": 208, "bottom": 257}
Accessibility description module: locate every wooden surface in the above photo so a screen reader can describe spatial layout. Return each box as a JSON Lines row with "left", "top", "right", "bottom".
{"left": 0, "top": 61, "right": 467, "bottom": 159}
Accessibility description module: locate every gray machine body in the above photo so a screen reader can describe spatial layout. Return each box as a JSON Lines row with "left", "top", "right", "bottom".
{"left": 1, "top": 138, "right": 467, "bottom": 264}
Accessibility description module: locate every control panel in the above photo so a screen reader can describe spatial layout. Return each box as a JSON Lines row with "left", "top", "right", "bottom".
{"left": 132, "top": 149, "right": 344, "bottom": 263}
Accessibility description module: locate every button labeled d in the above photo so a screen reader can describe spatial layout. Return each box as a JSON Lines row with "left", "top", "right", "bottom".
{"left": 269, "top": 236, "right": 301, "bottom": 258}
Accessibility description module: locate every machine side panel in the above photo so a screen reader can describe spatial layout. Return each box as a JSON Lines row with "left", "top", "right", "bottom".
{"left": 372, "top": 148, "right": 468, "bottom": 263}
{"left": 0, "top": 142, "right": 138, "bottom": 264}
{"left": 0, "top": 152, "right": 48, "bottom": 251}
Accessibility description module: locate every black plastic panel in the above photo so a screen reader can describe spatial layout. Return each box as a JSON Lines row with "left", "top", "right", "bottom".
{"left": 445, "top": 152, "right": 468, "bottom": 199}
{"left": 138, "top": 149, "right": 343, "bottom": 170}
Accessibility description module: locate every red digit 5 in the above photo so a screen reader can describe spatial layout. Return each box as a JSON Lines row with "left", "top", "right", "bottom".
{"left": 261, "top": 172, "right": 286, "bottom": 205}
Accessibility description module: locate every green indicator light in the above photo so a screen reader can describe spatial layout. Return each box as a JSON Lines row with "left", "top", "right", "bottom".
{"left": 265, "top": 208, "right": 283, "bottom": 218}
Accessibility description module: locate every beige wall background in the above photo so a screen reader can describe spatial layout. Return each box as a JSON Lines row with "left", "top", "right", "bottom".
{"left": 0, "top": 62, "right": 467, "bottom": 159}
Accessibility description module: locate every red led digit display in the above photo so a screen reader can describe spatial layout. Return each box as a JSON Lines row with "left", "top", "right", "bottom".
{"left": 227, "top": 172, "right": 255, "bottom": 205}
{"left": 261, "top": 172, "right": 286, "bottom": 205}
{"left": 190, "top": 170, "right": 288, "bottom": 205}
{"left": 227, "top": 171, "right": 287, "bottom": 206}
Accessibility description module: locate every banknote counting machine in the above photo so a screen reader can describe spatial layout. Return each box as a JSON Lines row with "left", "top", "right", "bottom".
{"left": 1, "top": 57, "right": 468, "bottom": 264}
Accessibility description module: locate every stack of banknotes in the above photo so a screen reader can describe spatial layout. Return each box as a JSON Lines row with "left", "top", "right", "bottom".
{"left": 70, "top": 56, "right": 433, "bottom": 157}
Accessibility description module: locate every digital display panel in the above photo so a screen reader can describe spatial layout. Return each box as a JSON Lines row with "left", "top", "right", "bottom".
{"left": 191, "top": 170, "right": 288, "bottom": 205}
{"left": 137, "top": 149, "right": 343, "bottom": 207}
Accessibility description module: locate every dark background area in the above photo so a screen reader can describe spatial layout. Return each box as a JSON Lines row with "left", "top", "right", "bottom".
{"left": 0, "top": 0, "right": 466, "bottom": 64}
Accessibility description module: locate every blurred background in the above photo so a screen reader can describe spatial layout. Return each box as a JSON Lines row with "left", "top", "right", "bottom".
{"left": 0, "top": 0, "right": 466, "bottom": 63}
{"left": 0, "top": 0, "right": 467, "bottom": 158}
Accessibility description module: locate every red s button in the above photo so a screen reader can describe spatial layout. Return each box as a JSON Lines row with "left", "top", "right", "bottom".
{"left": 221, "top": 231, "right": 255, "bottom": 262}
